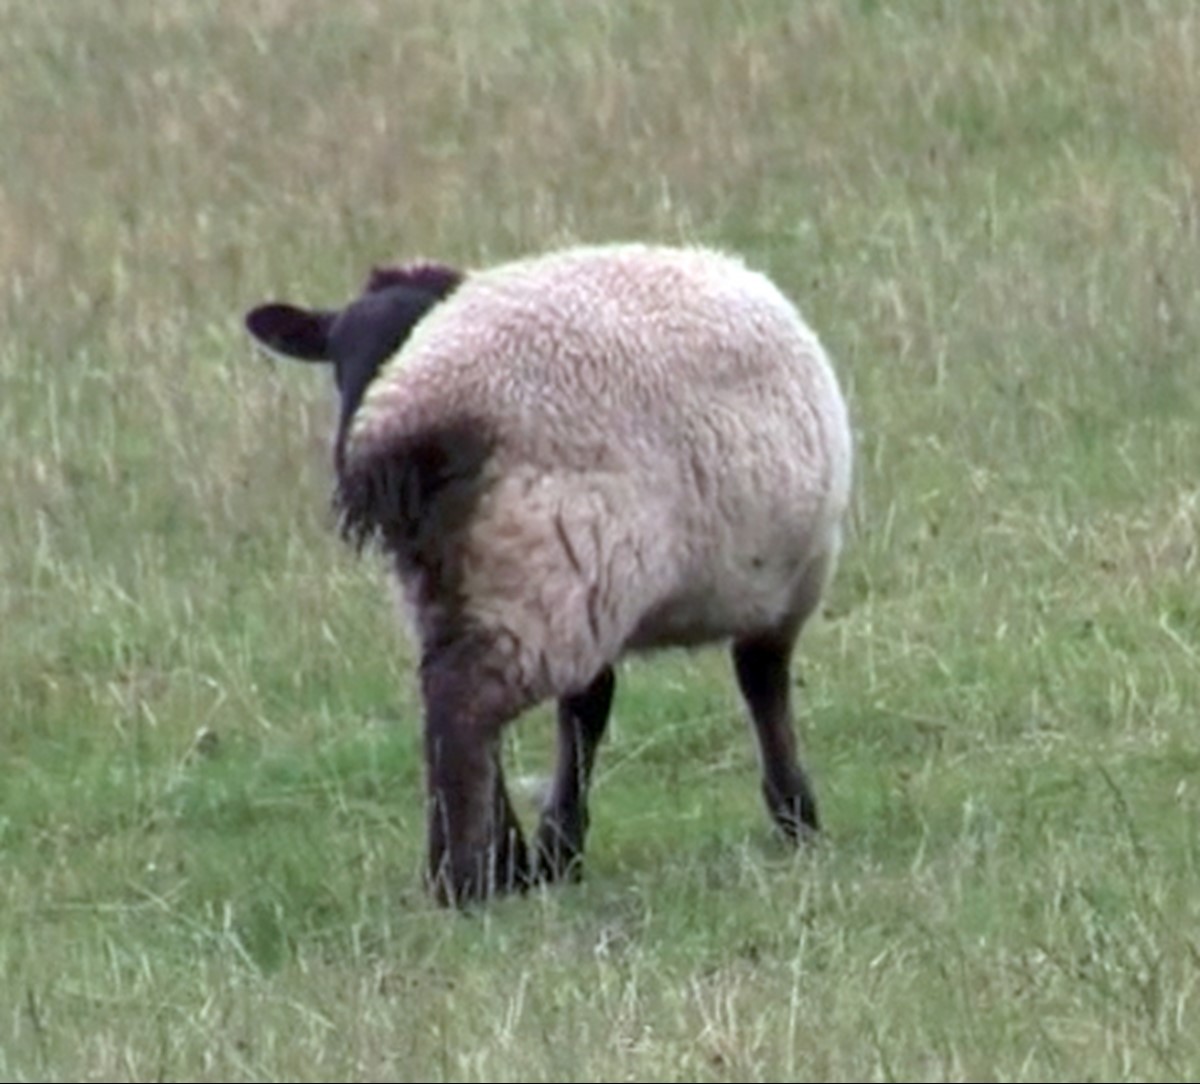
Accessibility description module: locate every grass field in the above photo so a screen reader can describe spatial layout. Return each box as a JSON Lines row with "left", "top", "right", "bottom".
{"left": 2, "top": 1, "right": 1198, "bottom": 1079}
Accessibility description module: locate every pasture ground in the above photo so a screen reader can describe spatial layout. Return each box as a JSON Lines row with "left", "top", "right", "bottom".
{"left": 1, "top": 2, "right": 1198, "bottom": 1080}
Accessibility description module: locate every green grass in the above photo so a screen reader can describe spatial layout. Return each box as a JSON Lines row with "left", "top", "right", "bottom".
{"left": 3, "top": 0, "right": 1199, "bottom": 1079}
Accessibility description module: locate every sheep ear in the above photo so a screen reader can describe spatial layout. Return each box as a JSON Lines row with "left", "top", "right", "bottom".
{"left": 244, "top": 303, "right": 335, "bottom": 363}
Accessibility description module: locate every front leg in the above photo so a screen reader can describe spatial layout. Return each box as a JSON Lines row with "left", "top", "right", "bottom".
{"left": 732, "top": 632, "right": 819, "bottom": 840}
{"left": 533, "top": 666, "right": 615, "bottom": 883}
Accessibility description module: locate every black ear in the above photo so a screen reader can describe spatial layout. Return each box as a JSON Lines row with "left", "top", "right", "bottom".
{"left": 244, "top": 303, "right": 336, "bottom": 362}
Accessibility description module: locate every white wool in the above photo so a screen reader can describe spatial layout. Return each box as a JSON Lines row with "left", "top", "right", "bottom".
{"left": 349, "top": 244, "right": 852, "bottom": 703}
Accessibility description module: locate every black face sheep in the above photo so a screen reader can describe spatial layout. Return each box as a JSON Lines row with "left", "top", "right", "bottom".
{"left": 244, "top": 244, "right": 853, "bottom": 906}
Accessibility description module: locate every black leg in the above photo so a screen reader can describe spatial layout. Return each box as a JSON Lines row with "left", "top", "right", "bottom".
{"left": 732, "top": 633, "right": 819, "bottom": 839}
{"left": 421, "top": 638, "right": 531, "bottom": 906}
{"left": 533, "top": 666, "right": 615, "bottom": 882}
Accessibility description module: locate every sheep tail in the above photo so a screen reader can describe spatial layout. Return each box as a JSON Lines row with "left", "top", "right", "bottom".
{"left": 334, "top": 419, "right": 495, "bottom": 565}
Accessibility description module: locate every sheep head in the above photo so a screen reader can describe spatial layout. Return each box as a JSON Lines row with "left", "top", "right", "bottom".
{"left": 244, "top": 262, "right": 463, "bottom": 470}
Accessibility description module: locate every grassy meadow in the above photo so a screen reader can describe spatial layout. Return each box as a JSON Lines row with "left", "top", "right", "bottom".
{"left": 2, "top": 0, "right": 1199, "bottom": 1079}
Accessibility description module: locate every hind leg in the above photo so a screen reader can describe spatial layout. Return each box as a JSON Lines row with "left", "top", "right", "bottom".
{"left": 533, "top": 666, "right": 615, "bottom": 883}
{"left": 421, "top": 635, "right": 532, "bottom": 906}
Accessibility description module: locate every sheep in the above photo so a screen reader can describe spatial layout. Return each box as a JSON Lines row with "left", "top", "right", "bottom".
{"left": 243, "top": 243, "right": 852, "bottom": 906}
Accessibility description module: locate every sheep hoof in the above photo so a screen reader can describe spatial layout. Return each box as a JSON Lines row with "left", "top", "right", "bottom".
{"left": 429, "top": 835, "right": 531, "bottom": 907}
{"left": 532, "top": 815, "right": 587, "bottom": 884}
{"left": 767, "top": 789, "right": 821, "bottom": 844}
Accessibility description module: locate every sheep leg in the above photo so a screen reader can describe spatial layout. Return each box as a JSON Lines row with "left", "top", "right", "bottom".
{"left": 421, "top": 641, "right": 530, "bottom": 905}
{"left": 732, "top": 632, "right": 820, "bottom": 839}
{"left": 533, "top": 666, "right": 615, "bottom": 883}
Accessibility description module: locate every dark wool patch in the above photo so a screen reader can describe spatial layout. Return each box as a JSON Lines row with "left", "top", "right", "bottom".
{"left": 334, "top": 415, "right": 495, "bottom": 566}
{"left": 335, "top": 417, "right": 496, "bottom": 656}
{"left": 365, "top": 262, "right": 465, "bottom": 302}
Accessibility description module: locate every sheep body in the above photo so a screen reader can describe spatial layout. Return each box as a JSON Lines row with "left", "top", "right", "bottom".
{"left": 344, "top": 244, "right": 850, "bottom": 700}
{"left": 245, "top": 243, "right": 851, "bottom": 904}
